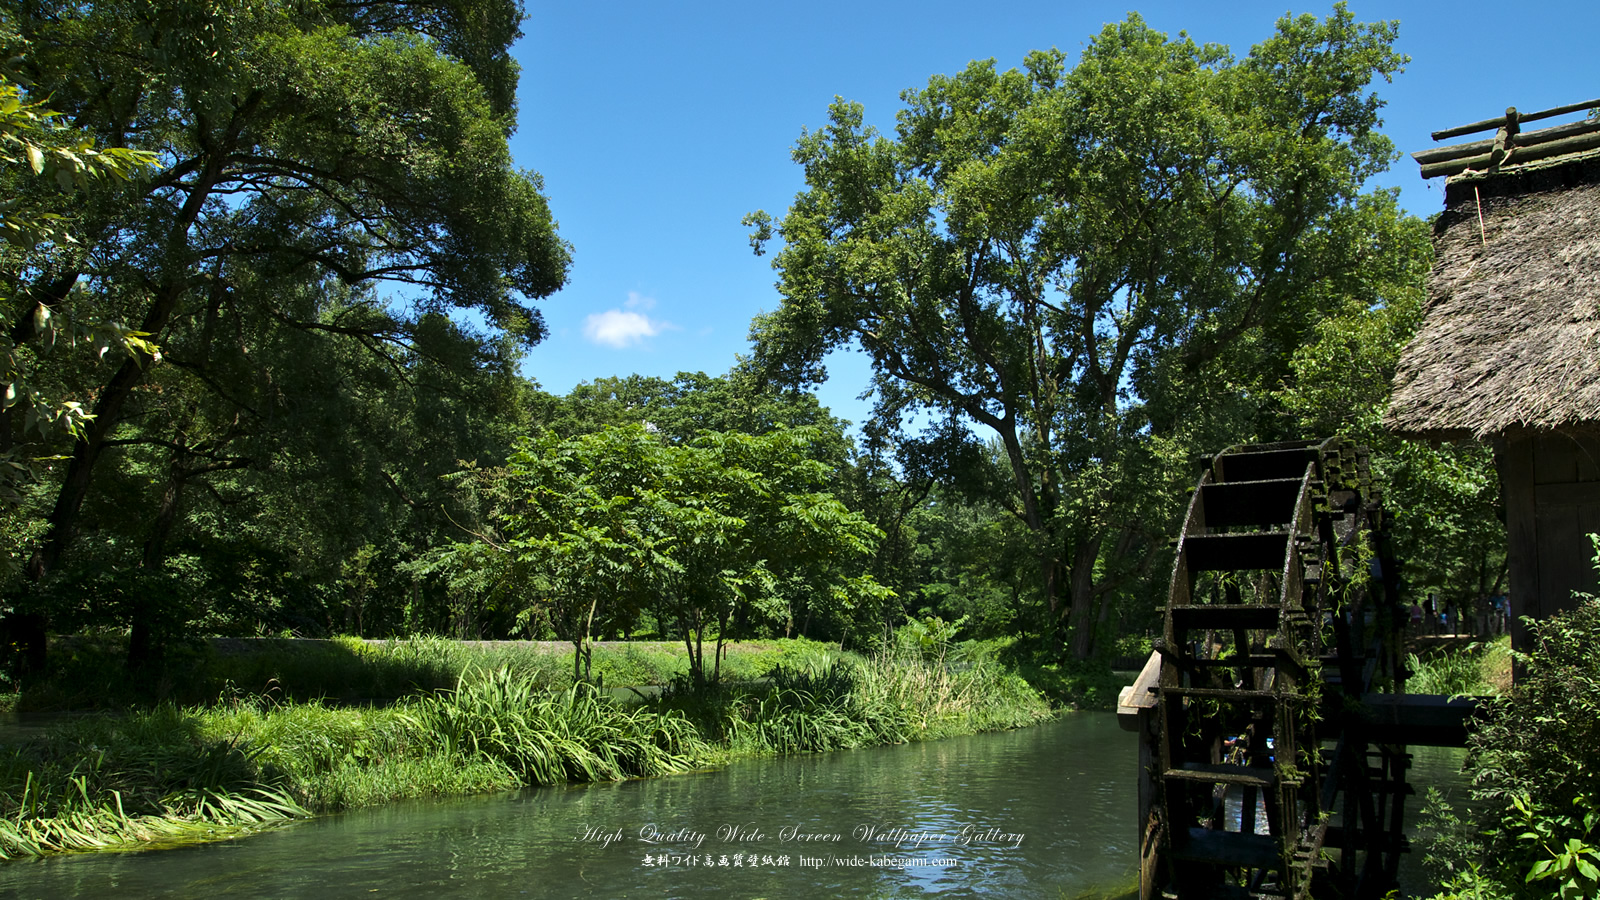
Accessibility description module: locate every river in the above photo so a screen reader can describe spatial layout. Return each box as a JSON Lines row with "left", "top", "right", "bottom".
{"left": 0, "top": 713, "right": 1465, "bottom": 899}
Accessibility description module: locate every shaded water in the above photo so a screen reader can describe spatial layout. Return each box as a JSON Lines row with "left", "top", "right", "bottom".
{"left": 0, "top": 715, "right": 1139, "bottom": 900}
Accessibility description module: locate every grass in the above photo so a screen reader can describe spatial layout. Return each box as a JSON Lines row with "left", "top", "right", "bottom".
{"left": 1407, "top": 634, "right": 1512, "bottom": 696}
{"left": 0, "top": 639, "right": 1055, "bottom": 860}
{"left": 18, "top": 635, "right": 844, "bottom": 711}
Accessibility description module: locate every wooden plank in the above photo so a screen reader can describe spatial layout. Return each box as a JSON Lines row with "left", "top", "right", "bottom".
{"left": 1117, "top": 650, "right": 1163, "bottom": 729}
{"left": 1165, "top": 763, "right": 1278, "bottom": 788}
{"left": 1534, "top": 482, "right": 1600, "bottom": 507}
{"left": 1170, "top": 604, "right": 1280, "bottom": 632}
{"left": 1535, "top": 498, "right": 1600, "bottom": 618}
{"left": 1183, "top": 532, "right": 1291, "bottom": 573}
{"left": 1418, "top": 129, "right": 1600, "bottom": 179}
{"left": 1358, "top": 694, "right": 1480, "bottom": 748}
{"left": 1162, "top": 686, "right": 1297, "bottom": 702}
{"left": 1198, "top": 478, "right": 1303, "bottom": 528}
{"left": 1575, "top": 432, "right": 1600, "bottom": 483}
{"left": 1413, "top": 117, "right": 1600, "bottom": 164}
{"left": 1172, "top": 827, "right": 1282, "bottom": 870}
{"left": 1532, "top": 431, "right": 1581, "bottom": 485}
{"left": 1216, "top": 450, "right": 1314, "bottom": 484}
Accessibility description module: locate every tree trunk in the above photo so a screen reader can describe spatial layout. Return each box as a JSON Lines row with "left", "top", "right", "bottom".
{"left": 12, "top": 129, "right": 234, "bottom": 667}
{"left": 1066, "top": 535, "right": 1104, "bottom": 660}
{"left": 129, "top": 450, "right": 188, "bottom": 674}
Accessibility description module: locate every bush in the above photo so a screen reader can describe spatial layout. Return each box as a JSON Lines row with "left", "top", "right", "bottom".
{"left": 1420, "top": 599, "right": 1600, "bottom": 899}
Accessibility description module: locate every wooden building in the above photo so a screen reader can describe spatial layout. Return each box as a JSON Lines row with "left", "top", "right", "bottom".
{"left": 1387, "top": 100, "right": 1600, "bottom": 653}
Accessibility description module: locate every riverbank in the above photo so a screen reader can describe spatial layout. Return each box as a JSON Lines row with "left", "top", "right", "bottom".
{"left": 0, "top": 642, "right": 1056, "bottom": 859}
{"left": 0, "top": 714, "right": 1142, "bottom": 899}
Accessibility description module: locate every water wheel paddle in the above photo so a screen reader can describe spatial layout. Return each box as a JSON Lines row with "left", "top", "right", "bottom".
{"left": 1135, "top": 438, "right": 1408, "bottom": 900}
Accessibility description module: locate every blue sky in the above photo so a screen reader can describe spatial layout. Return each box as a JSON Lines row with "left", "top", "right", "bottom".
{"left": 509, "top": 1, "right": 1600, "bottom": 428}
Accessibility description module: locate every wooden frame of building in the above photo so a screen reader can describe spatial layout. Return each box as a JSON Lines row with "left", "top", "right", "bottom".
{"left": 1388, "top": 102, "right": 1600, "bottom": 654}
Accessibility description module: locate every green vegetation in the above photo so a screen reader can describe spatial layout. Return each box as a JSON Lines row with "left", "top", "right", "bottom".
{"left": 439, "top": 424, "right": 890, "bottom": 687}
{"left": 1407, "top": 636, "right": 1511, "bottom": 697}
{"left": 1419, "top": 601, "right": 1600, "bottom": 899}
{"left": 0, "top": 1, "right": 1485, "bottom": 692}
{"left": 0, "top": 631, "right": 1051, "bottom": 859}
{"left": 15, "top": 635, "right": 849, "bottom": 711}
{"left": 745, "top": 6, "right": 1432, "bottom": 659}
{"left": 0, "top": 0, "right": 1527, "bottom": 876}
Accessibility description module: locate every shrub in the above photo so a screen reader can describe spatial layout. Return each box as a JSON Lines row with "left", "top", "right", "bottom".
{"left": 1420, "top": 599, "right": 1600, "bottom": 899}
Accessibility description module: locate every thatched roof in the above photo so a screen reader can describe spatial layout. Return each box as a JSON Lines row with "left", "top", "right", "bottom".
{"left": 1385, "top": 154, "right": 1600, "bottom": 440}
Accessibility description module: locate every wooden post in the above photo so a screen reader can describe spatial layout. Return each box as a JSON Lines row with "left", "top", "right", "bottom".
{"left": 1118, "top": 651, "right": 1163, "bottom": 900}
{"left": 1496, "top": 431, "right": 1540, "bottom": 662}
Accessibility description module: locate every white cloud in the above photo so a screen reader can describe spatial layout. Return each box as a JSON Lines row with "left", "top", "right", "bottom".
{"left": 582, "top": 294, "right": 674, "bottom": 349}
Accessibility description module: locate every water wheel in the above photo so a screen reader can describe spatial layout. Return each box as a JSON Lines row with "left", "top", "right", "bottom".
{"left": 1130, "top": 438, "right": 1408, "bottom": 900}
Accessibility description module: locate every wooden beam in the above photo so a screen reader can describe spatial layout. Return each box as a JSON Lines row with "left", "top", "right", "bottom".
{"left": 1431, "top": 98, "right": 1600, "bottom": 141}
{"left": 1413, "top": 118, "right": 1600, "bottom": 165}
{"left": 1418, "top": 129, "right": 1600, "bottom": 179}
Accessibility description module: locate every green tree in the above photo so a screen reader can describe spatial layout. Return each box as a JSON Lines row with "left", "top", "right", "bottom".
{"left": 746, "top": 6, "right": 1415, "bottom": 657}
{"left": 1274, "top": 223, "right": 1505, "bottom": 621}
{"left": 502, "top": 426, "right": 675, "bottom": 682}
{"left": 1, "top": 0, "right": 569, "bottom": 666}
{"left": 0, "top": 25, "right": 158, "bottom": 575}
{"left": 654, "top": 428, "right": 888, "bottom": 684}
{"left": 467, "top": 425, "right": 888, "bottom": 687}
{"left": 538, "top": 369, "right": 850, "bottom": 452}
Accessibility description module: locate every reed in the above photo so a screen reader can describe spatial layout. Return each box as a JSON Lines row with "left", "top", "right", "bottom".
{"left": 423, "top": 668, "right": 706, "bottom": 785}
{"left": 708, "top": 648, "right": 1052, "bottom": 756}
{"left": 0, "top": 704, "right": 309, "bottom": 859}
{"left": 0, "top": 642, "right": 1050, "bottom": 859}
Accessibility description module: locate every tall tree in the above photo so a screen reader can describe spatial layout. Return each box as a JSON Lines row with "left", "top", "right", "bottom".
{"left": 1, "top": 0, "right": 569, "bottom": 665}
{"left": 745, "top": 7, "right": 1419, "bottom": 657}
{"left": 0, "top": 23, "right": 158, "bottom": 577}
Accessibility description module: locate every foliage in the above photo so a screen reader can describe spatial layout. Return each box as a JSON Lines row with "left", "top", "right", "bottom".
{"left": 1, "top": 0, "right": 569, "bottom": 670}
{"left": 747, "top": 5, "right": 1423, "bottom": 658}
{"left": 890, "top": 614, "right": 969, "bottom": 665}
{"left": 0, "top": 643, "right": 1051, "bottom": 858}
{"left": 1407, "top": 636, "right": 1510, "bottom": 697}
{"left": 0, "top": 22, "right": 160, "bottom": 548}
{"left": 10, "top": 634, "right": 855, "bottom": 710}
{"left": 1276, "top": 250, "right": 1506, "bottom": 618}
{"left": 424, "top": 670, "right": 705, "bottom": 785}
{"left": 445, "top": 424, "right": 889, "bottom": 687}
{"left": 669, "top": 640, "right": 1052, "bottom": 756}
{"left": 0, "top": 703, "right": 307, "bottom": 858}
{"left": 1420, "top": 600, "right": 1600, "bottom": 899}
{"left": 537, "top": 369, "right": 850, "bottom": 450}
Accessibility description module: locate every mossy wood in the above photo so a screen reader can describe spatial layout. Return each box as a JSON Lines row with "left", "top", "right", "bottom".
{"left": 1119, "top": 439, "right": 1475, "bottom": 900}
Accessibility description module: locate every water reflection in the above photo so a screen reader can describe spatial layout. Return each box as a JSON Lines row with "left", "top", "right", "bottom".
{"left": 0, "top": 715, "right": 1140, "bottom": 899}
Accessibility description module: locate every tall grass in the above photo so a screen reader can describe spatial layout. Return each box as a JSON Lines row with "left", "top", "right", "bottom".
{"left": 1407, "top": 635, "right": 1511, "bottom": 696}
{"left": 0, "top": 704, "right": 308, "bottom": 858}
{"left": 425, "top": 669, "right": 705, "bottom": 785}
{"left": 691, "top": 646, "right": 1053, "bottom": 757}
{"left": 0, "top": 639, "right": 1053, "bottom": 859}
